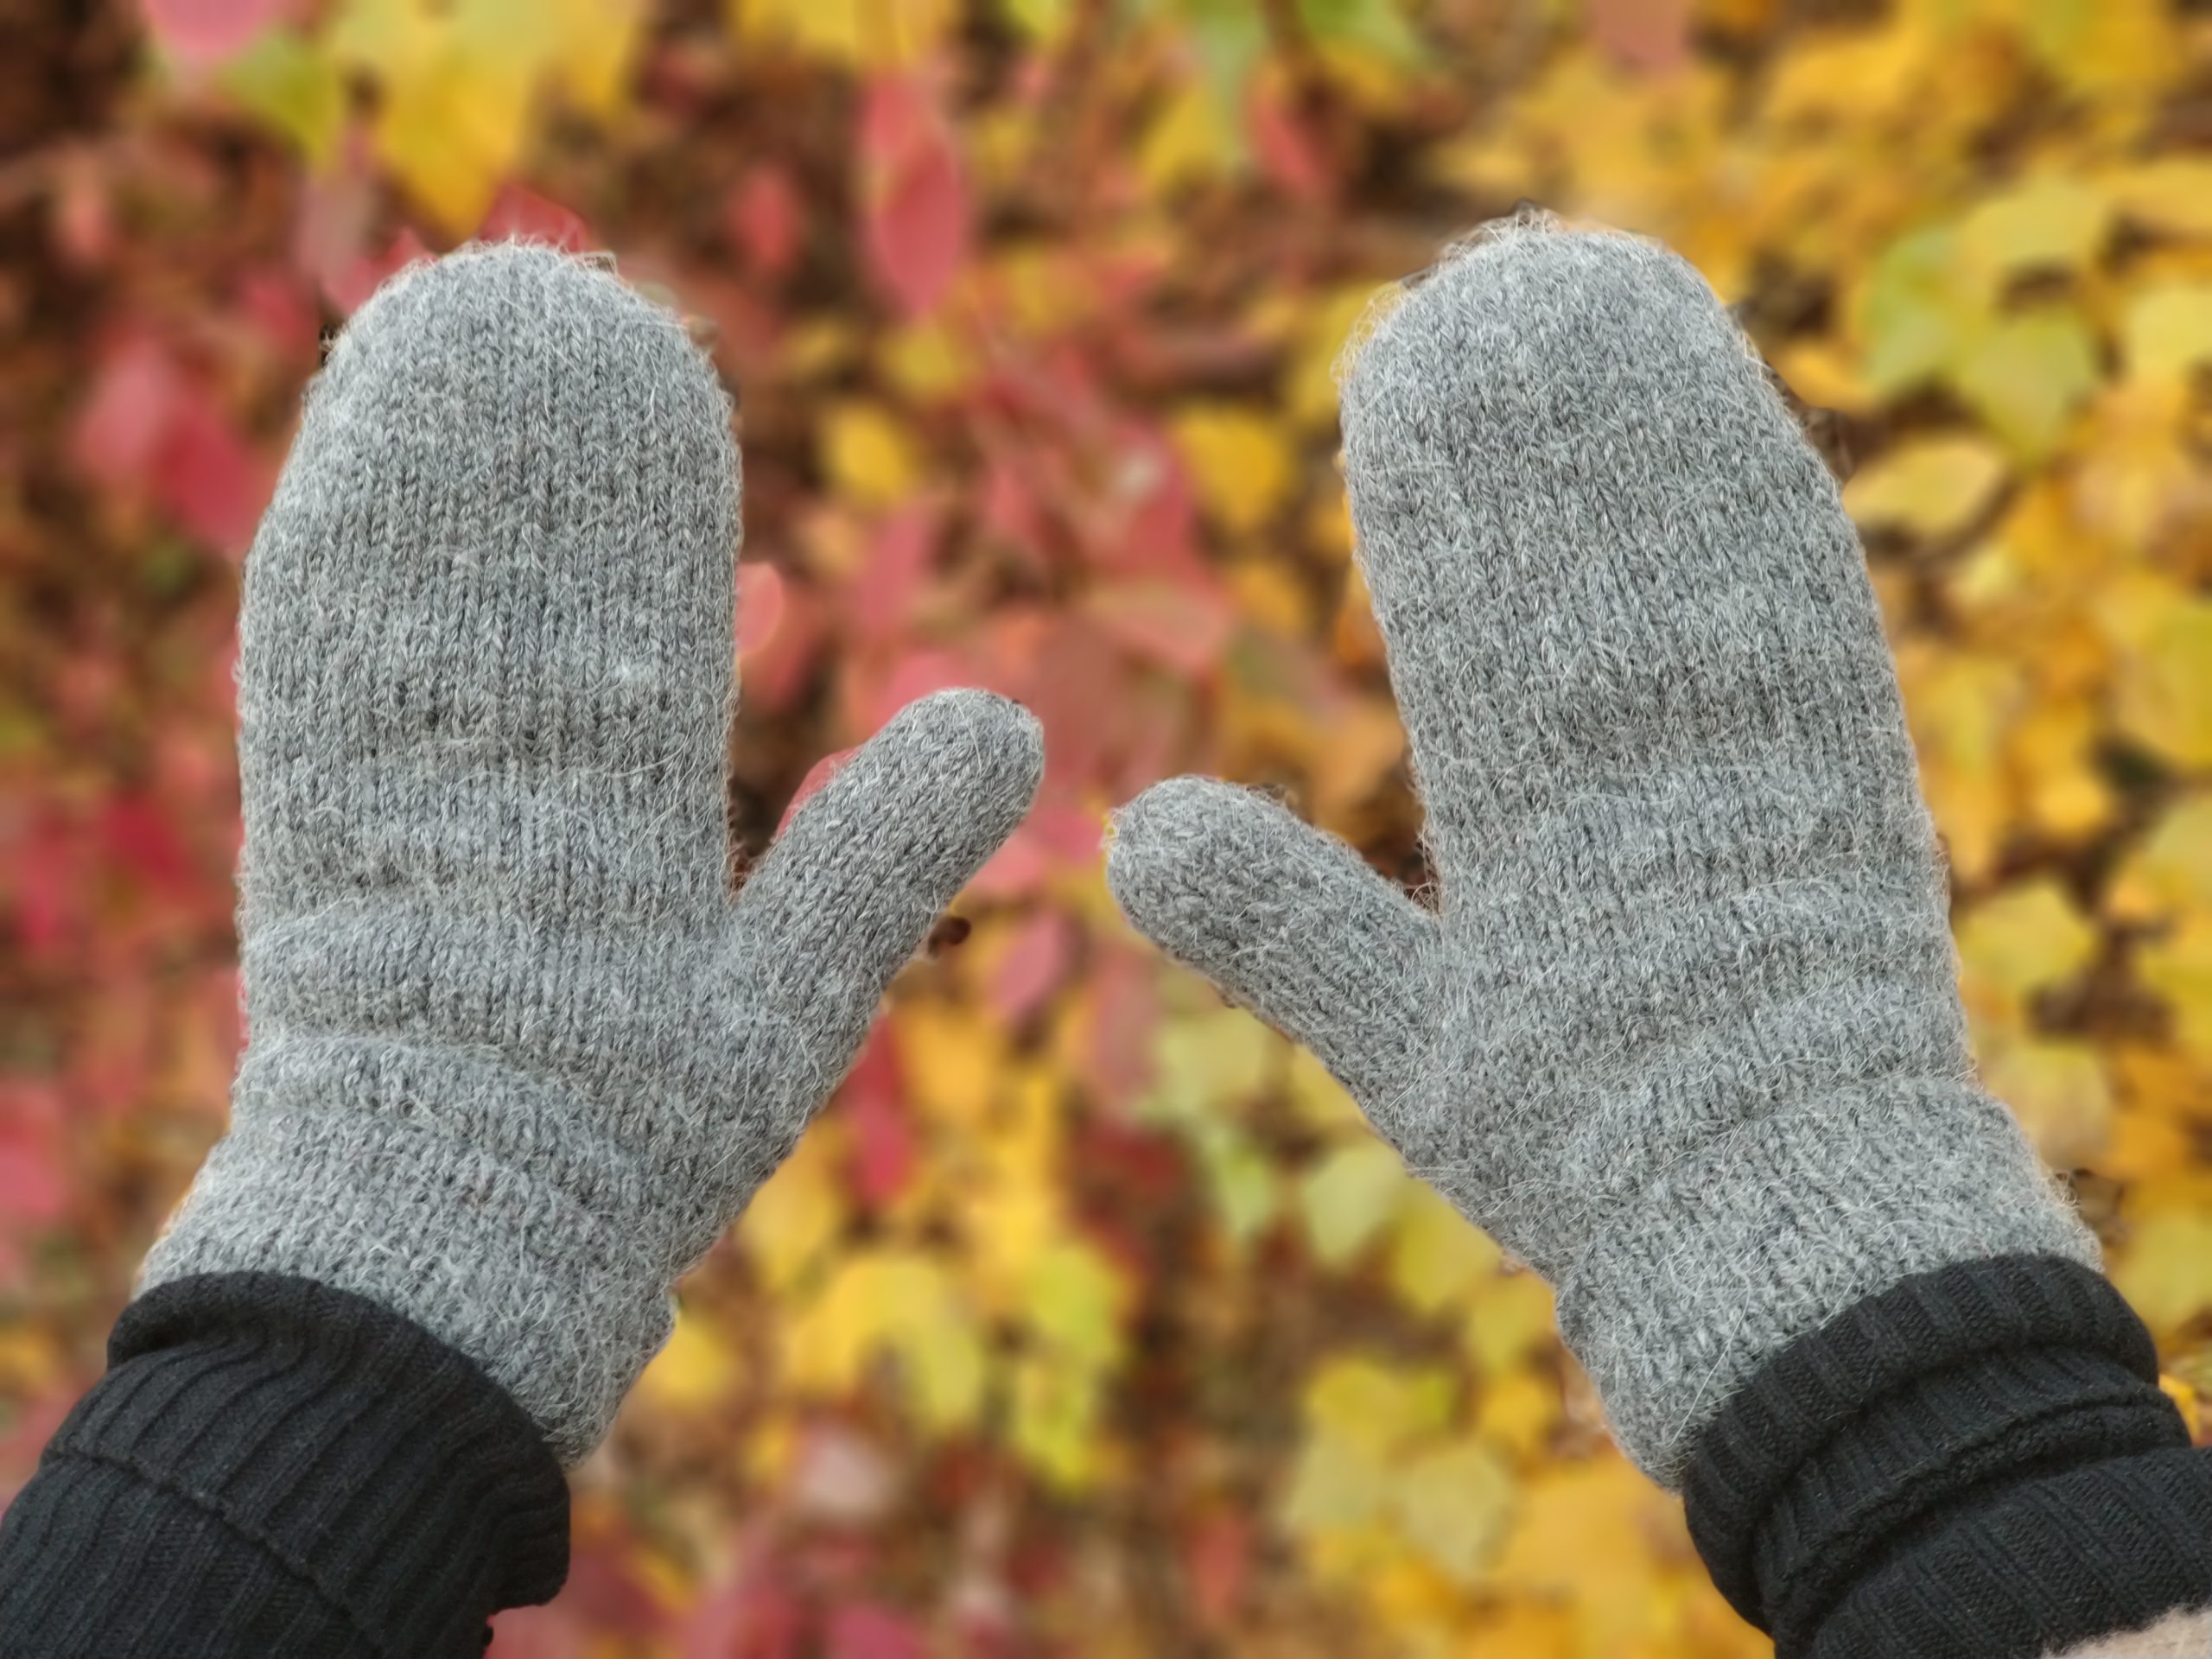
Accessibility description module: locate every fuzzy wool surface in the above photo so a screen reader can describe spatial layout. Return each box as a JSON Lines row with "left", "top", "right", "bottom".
{"left": 143, "top": 245, "right": 1042, "bottom": 1465}
{"left": 1107, "top": 219, "right": 2095, "bottom": 1485}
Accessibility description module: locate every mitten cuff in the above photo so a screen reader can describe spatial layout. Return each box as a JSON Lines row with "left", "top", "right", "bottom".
{"left": 0, "top": 1274, "right": 568, "bottom": 1656}
{"left": 1684, "top": 1255, "right": 2212, "bottom": 1658}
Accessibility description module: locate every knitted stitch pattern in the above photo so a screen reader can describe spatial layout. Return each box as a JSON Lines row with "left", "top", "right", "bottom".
{"left": 1106, "top": 219, "right": 2094, "bottom": 1484}
{"left": 143, "top": 245, "right": 1042, "bottom": 1464}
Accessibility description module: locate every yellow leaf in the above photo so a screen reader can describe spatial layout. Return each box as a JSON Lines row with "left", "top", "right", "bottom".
{"left": 1010, "top": 1354, "right": 1104, "bottom": 1490}
{"left": 1956, "top": 175, "right": 2112, "bottom": 288}
{"left": 2116, "top": 1210, "right": 2212, "bottom": 1335}
{"left": 1463, "top": 1271, "right": 1558, "bottom": 1377}
{"left": 1287, "top": 1045, "right": 1368, "bottom": 1132}
{"left": 1388, "top": 1185, "right": 1503, "bottom": 1315}
{"left": 2115, "top": 600, "right": 2212, "bottom": 769}
{"left": 1171, "top": 404, "right": 1296, "bottom": 536}
{"left": 2108, "top": 796, "right": 2212, "bottom": 924}
{"left": 1898, "top": 647, "right": 2022, "bottom": 884}
{"left": 1475, "top": 1367, "right": 1560, "bottom": 1459}
{"left": 1138, "top": 83, "right": 1233, "bottom": 197}
{"left": 374, "top": 41, "right": 535, "bottom": 231}
{"left": 1842, "top": 435, "right": 2007, "bottom": 538}
{"left": 1956, "top": 880, "right": 2099, "bottom": 1018}
{"left": 2140, "top": 916, "right": 2212, "bottom": 1062}
{"left": 821, "top": 401, "right": 923, "bottom": 509}
{"left": 732, "top": 0, "right": 954, "bottom": 67}
{"left": 1196, "top": 1121, "right": 1281, "bottom": 1247}
{"left": 1853, "top": 226, "right": 1980, "bottom": 397}
{"left": 2122, "top": 283, "right": 2212, "bottom": 386}
{"left": 2108, "top": 160, "right": 2212, "bottom": 238}
{"left": 544, "top": 0, "right": 641, "bottom": 115}
{"left": 635, "top": 1307, "right": 740, "bottom": 1410}
{"left": 1391, "top": 1439, "right": 1515, "bottom": 1585}
{"left": 1300, "top": 1137, "right": 1409, "bottom": 1268}
{"left": 1490, "top": 1459, "right": 1665, "bottom": 1655}
{"left": 738, "top": 1130, "right": 846, "bottom": 1290}
{"left": 785, "top": 1248, "right": 986, "bottom": 1431}
{"left": 1982, "top": 1039, "right": 2113, "bottom": 1168}
{"left": 1308, "top": 694, "right": 1408, "bottom": 819}
{"left": 881, "top": 318, "right": 976, "bottom": 402}
{"left": 897, "top": 1000, "right": 1004, "bottom": 1127}
{"left": 1289, "top": 283, "right": 1396, "bottom": 429}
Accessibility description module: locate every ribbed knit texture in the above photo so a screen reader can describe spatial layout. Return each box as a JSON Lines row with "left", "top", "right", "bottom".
{"left": 1104, "top": 214, "right": 2095, "bottom": 1484}
{"left": 1685, "top": 1255, "right": 2212, "bottom": 1658}
{"left": 0, "top": 1273, "right": 568, "bottom": 1657}
{"left": 136, "top": 244, "right": 1042, "bottom": 1465}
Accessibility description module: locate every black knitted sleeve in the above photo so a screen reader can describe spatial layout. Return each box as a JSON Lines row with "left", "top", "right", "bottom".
{"left": 1685, "top": 1255, "right": 2212, "bottom": 1657}
{"left": 0, "top": 1274, "right": 569, "bottom": 1657}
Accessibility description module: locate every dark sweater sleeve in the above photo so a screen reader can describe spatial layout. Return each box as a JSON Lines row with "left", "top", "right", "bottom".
{"left": 0, "top": 1274, "right": 569, "bottom": 1657}
{"left": 1685, "top": 1255, "right": 2212, "bottom": 1658}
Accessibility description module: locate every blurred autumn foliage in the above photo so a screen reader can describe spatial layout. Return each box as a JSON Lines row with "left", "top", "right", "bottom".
{"left": 3, "top": 0, "right": 2210, "bottom": 1653}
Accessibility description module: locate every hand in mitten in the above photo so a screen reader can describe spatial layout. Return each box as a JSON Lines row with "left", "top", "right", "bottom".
{"left": 1107, "top": 219, "right": 2094, "bottom": 1484}
{"left": 143, "top": 245, "right": 1042, "bottom": 1465}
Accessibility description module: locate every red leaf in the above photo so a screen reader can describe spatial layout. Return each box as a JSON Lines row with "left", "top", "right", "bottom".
{"left": 825, "top": 1605, "right": 925, "bottom": 1659}
{"left": 969, "top": 822, "right": 1052, "bottom": 899}
{"left": 842, "top": 1030, "right": 912, "bottom": 1210}
{"left": 1185, "top": 1512, "right": 1250, "bottom": 1630}
{"left": 478, "top": 182, "right": 593, "bottom": 250}
{"left": 72, "top": 338, "right": 184, "bottom": 486}
{"left": 140, "top": 0, "right": 292, "bottom": 64}
{"left": 486, "top": 1603, "right": 589, "bottom": 1659}
{"left": 1589, "top": 0, "right": 1692, "bottom": 73}
{"left": 7, "top": 810, "right": 85, "bottom": 957}
{"left": 727, "top": 166, "right": 803, "bottom": 277}
{"left": 988, "top": 907, "right": 1073, "bottom": 1023}
{"left": 238, "top": 267, "right": 320, "bottom": 359}
{"left": 738, "top": 562, "right": 789, "bottom": 655}
{"left": 152, "top": 393, "right": 271, "bottom": 555}
{"left": 102, "top": 796, "right": 194, "bottom": 894}
{"left": 1088, "top": 944, "right": 1160, "bottom": 1103}
{"left": 865, "top": 648, "right": 973, "bottom": 731}
{"left": 1247, "top": 79, "right": 1331, "bottom": 200}
{"left": 743, "top": 579, "right": 825, "bottom": 715}
{"left": 859, "top": 75, "right": 970, "bottom": 318}
{"left": 1086, "top": 580, "right": 1236, "bottom": 676}
{"left": 849, "top": 505, "right": 941, "bottom": 641}
{"left": 0, "top": 1086, "right": 67, "bottom": 1230}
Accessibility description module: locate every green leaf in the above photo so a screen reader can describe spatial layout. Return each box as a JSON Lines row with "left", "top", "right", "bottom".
{"left": 1280, "top": 1430, "right": 1389, "bottom": 1535}
{"left": 1299, "top": 1138, "right": 1408, "bottom": 1268}
{"left": 1948, "top": 308, "right": 2100, "bottom": 458}
{"left": 1295, "top": 0, "right": 1421, "bottom": 60}
{"left": 1021, "top": 1238, "right": 1126, "bottom": 1369}
{"left": 1144, "top": 1009, "right": 1279, "bottom": 1123}
{"left": 1198, "top": 1122, "right": 1281, "bottom": 1248}
{"left": 220, "top": 28, "right": 345, "bottom": 166}
{"left": 1391, "top": 1439, "right": 1515, "bottom": 1584}
{"left": 1857, "top": 226, "right": 1978, "bottom": 397}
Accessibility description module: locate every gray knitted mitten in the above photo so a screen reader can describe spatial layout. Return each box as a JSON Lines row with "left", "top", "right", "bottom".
{"left": 1107, "top": 221, "right": 2094, "bottom": 1484}
{"left": 142, "top": 245, "right": 1042, "bottom": 1465}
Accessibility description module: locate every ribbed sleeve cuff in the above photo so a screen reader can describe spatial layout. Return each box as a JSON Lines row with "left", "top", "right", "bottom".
{"left": 0, "top": 1272, "right": 568, "bottom": 1657}
{"left": 1684, "top": 1255, "right": 2212, "bottom": 1659}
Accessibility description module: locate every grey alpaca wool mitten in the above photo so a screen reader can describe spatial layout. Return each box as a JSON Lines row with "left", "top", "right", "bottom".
{"left": 1107, "top": 221, "right": 2095, "bottom": 1484}
{"left": 141, "top": 245, "right": 1042, "bottom": 1465}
